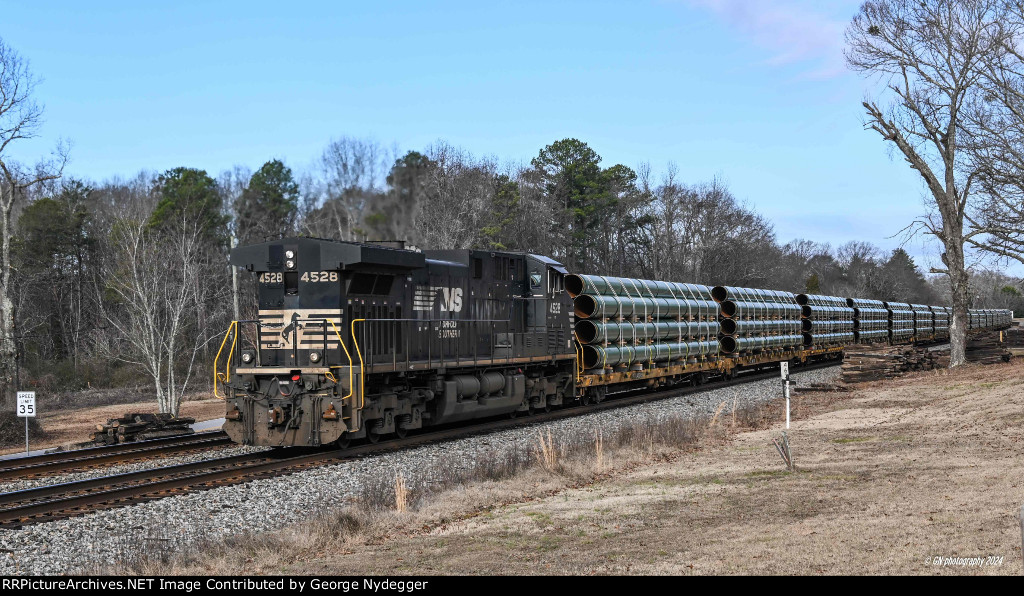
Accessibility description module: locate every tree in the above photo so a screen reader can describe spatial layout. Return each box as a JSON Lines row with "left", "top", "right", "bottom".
{"left": 529, "top": 139, "right": 606, "bottom": 271}
{"left": 308, "top": 137, "right": 390, "bottom": 241}
{"left": 235, "top": 159, "right": 299, "bottom": 244}
{"left": 100, "top": 212, "right": 225, "bottom": 416}
{"left": 0, "top": 37, "right": 67, "bottom": 402}
{"left": 14, "top": 181, "right": 94, "bottom": 367}
{"left": 149, "top": 167, "right": 227, "bottom": 242}
{"left": 845, "top": 0, "right": 1010, "bottom": 366}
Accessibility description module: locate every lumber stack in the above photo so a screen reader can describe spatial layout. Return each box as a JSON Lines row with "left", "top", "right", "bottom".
{"left": 1003, "top": 326, "right": 1024, "bottom": 348}
{"left": 965, "top": 330, "right": 1011, "bottom": 364}
{"left": 91, "top": 412, "right": 195, "bottom": 445}
{"left": 841, "top": 343, "right": 944, "bottom": 383}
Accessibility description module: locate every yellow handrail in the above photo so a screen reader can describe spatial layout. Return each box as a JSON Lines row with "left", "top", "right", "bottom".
{"left": 351, "top": 318, "right": 367, "bottom": 410}
{"left": 572, "top": 340, "right": 583, "bottom": 383}
{"left": 327, "top": 318, "right": 354, "bottom": 402}
{"left": 213, "top": 321, "right": 238, "bottom": 400}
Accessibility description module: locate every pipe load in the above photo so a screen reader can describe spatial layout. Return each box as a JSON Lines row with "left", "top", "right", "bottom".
{"left": 720, "top": 319, "right": 800, "bottom": 336}
{"left": 797, "top": 293, "right": 855, "bottom": 348}
{"left": 885, "top": 301, "right": 914, "bottom": 342}
{"left": 581, "top": 341, "right": 718, "bottom": 369}
{"left": 569, "top": 273, "right": 720, "bottom": 370}
{"left": 854, "top": 329, "right": 889, "bottom": 343}
{"left": 719, "top": 335, "right": 803, "bottom": 354}
{"left": 573, "top": 294, "right": 715, "bottom": 321}
{"left": 802, "top": 319, "right": 855, "bottom": 333}
{"left": 574, "top": 320, "right": 719, "bottom": 345}
{"left": 802, "top": 332, "right": 855, "bottom": 347}
{"left": 566, "top": 274, "right": 714, "bottom": 302}
{"left": 711, "top": 285, "right": 802, "bottom": 354}
{"left": 719, "top": 300, "right": 800, "bottom": 319}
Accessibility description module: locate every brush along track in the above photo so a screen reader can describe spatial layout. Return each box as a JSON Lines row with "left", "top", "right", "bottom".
{"left": 0, "top": 432, "right": 232, "bottom": 481}
{"left": 0, "top": 358, "right": 839, "bottom": 528}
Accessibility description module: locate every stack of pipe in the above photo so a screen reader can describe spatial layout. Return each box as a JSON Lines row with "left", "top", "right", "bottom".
{"left": 931, "top": 306, "right": 950, "bottom": 340}
{"left": 567, "top": 274, "right": 720, "bottom": 370}
{"left": 796, "top": 293, "right": 854, "bottom": 348}
{"left": 910, "top": 304, "right": 934, "bottom": 342}
{"left": 968, "top": 309, "right": 981, "bottom": 330}
{"left": 848, "top": 298, "right": 888, "bottom": 343}
{"left": 885, "top": 301, "right": 914, "bottom": 343}
{"left": 711, "top": 286, "right": 802, "bottom": 355}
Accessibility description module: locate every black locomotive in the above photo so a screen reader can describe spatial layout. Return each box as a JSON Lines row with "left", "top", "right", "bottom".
{"left": 217, "top": 237, "right": 576, "bottom": 446}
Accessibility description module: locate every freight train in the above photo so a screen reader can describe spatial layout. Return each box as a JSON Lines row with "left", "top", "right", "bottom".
{"left": 214, "top": 237, "right": 1012, "bottom": 447}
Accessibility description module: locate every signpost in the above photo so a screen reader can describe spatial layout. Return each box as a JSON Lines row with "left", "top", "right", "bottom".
{"left": 16, "top": 391, "right": 35, "bottom": 454}
{"left": 780, "top": 362, "right": 790, "bottom": 429}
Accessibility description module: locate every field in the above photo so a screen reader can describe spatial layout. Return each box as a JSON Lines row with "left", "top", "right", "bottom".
{"left": 155, "top": 359, "right": 1024, "bottom": 575}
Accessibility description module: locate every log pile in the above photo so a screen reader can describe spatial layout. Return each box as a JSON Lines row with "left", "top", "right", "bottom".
{"left": 841, "top": 344, "right": 944, "bottom": 383}
{"left": 1003, "top": 326, "right": 1024, "bottom": 348}
{"left": 91, "top": 412, "right": 195, "bottom": 445}
{"left": 965, "top": 331, "right": 1011, "bottom": 364}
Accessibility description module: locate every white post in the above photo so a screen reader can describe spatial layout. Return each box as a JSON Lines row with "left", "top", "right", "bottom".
{"left": 24, "top": 416, "right": 28, "bottom": 454}
{"left": 781, "top": 362, "right": 790, "bottom": 429}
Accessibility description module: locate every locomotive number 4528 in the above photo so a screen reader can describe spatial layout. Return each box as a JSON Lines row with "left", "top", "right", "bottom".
{"left": 300, "top": 271, "right": 339, "bottom": 283}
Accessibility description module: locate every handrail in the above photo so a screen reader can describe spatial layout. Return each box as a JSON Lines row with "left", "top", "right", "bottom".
{"left": 213, "top": 321, "right": 238, "bottom": 400}
{"left": 326, "top": 318, "right": 355, "bottom": 402}
{"left": 351, "top": 318, "right": 367, "bottom": 410}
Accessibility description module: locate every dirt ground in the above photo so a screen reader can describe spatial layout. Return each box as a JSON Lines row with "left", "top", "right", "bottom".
{"left": 0, "top": 395, "right": 225, "bottom": 455}
{"left": 280, "top": 360, "right": 1024, "bottom": 575}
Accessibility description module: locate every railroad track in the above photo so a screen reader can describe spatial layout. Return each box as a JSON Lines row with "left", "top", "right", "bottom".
{"left": 0, "top": 358, "right": 840, "bottom": 528}
{"left": 0, "top": 431, "right": 232, "bottom": 481}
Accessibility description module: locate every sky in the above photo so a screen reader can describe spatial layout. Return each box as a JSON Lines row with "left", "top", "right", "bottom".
{"left": 0, "top": 0, "right": 968, "bottom": 273}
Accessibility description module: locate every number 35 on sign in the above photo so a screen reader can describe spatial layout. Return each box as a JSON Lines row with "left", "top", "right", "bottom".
{"left": 17, "top": 391, "right": 35, "bottom": 417}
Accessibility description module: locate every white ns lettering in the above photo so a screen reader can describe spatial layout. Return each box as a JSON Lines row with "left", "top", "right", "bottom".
{"left": 441, "top": 287, "right": 463, "bottom": 312}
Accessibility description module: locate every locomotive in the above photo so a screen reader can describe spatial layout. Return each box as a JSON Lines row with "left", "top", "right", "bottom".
{"left": 214, "top": 237, "right": 1013, "bottom": 447}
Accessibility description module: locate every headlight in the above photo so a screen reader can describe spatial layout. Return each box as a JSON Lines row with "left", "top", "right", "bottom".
{"left": 285, "top": 250, "right": 295, "bottom": 259}
{"left": 241, "top": 350, "right": 254, "bottom": 364}
{"left": 286, "top": 260, "right": 295, "bottom": 269}
{"left": 309, "top": 351, "right": 321, "bottom": 363}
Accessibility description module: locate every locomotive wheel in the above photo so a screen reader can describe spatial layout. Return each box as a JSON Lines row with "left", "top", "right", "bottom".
{"left": 366, "top": 430, "right": 381, "bottom": 444}
{"left": 395, "top": 425, "right": 408, "bottom": 439}
{"left": 335, "top": 434, "right": 351, "bottom": 449}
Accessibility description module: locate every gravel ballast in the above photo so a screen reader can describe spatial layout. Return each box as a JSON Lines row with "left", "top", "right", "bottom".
{"left": 0, "top": 365, "right": 839, "bottom": 575}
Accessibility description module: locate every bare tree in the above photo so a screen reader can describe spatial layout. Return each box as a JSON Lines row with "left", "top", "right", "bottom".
{"left": 0, "top": 38, "right": 67, "bottom": 401}
{"left": 963, "top": 2, "right": 1024, "bottom": 266}
{"left": 845, "top": 0, "right": 1010, "bottom": 366}
{"left": 415, "top": 142, "right": 496, "bottom": 250}
{"left": 99, "top": 212, "right": 224, "bottom": 416}
{"left": 306, "top": 137, "right": 390, "bottom": 240}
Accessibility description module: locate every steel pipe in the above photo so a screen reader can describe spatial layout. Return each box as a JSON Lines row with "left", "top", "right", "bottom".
{"left": 581, "top": 341, "right": 718, "bottom": 369}
{"left": 574, "top": 320, "right": 719, "bottom": 345}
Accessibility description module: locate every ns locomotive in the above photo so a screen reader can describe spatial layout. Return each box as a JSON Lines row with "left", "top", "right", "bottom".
{"left": 214, "top": 237, "right": 1012, "bottom": 447}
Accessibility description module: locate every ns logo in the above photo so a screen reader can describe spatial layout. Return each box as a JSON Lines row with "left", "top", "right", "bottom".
{"left": 413, "top": 285, "right": 464, "bottom": 313}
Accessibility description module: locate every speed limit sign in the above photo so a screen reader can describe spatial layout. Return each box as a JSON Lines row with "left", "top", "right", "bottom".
{"left": 16, "top": 391, "right": 35, "bottom": 418}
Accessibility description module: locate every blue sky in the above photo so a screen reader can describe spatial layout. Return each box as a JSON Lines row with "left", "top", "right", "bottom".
{"left": 2, "top": 0, "right": 954, "bottom": 271}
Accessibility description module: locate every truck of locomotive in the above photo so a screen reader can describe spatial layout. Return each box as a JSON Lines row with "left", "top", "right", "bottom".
{"left": 217, "top": 237, "right": 576, "bottom": 447}
{"left": 216, "top": 237, "right": 1013, "bottom": 448}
